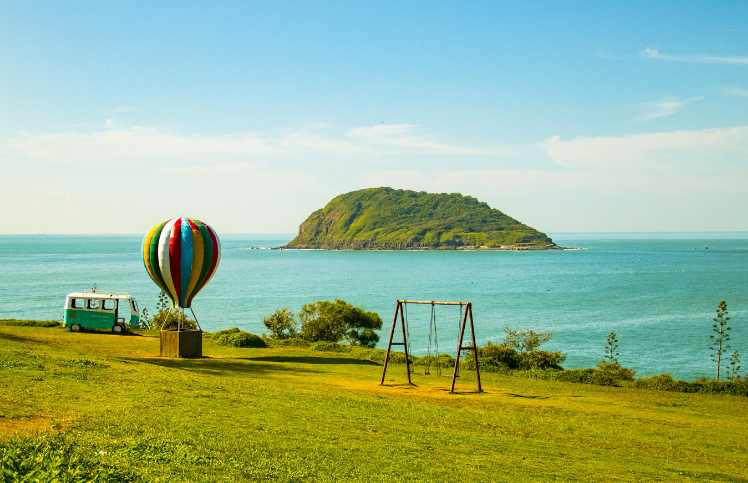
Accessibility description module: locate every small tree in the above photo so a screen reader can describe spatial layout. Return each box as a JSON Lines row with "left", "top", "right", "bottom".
{"left": 139, "top": 307, "right": 151, "bottom": 330}
{"left": 263, "top": 308, "right": 298, "bottom": 339}
{"left": 710, "top": 300, "right": 731, "bottom": 381}
{"left": 729, "top": 351, "right": 741, "bottom": 381}
{"left": 503, "top": 328, "right": 552, "bottom": 353}
{"left": 604, "top": 331, "right": 620, "bottom": 364}
{"left": 156, "top": 291, "right": 171, "bottom": 312}
{"left": 299, "top": 300, "right": 382, "bottom": 347}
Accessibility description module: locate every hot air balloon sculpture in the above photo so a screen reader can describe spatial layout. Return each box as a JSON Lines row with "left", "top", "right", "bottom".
{"left": 142, "top": 217, "right": 221, "bottom": 357}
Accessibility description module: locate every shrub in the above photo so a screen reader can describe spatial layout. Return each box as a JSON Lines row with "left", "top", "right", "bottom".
{"left": 474, "top": 342, "right": 521, "bottom": 370}
{"left": 310, "top": 341, "right": 352, "bottom": 353}
{"left": 150, "top": 309, "right": 196, "bottom": 331}
{"left": 519, "top": 350, "right": 566, "bottom": 370}
{"left": 266, "top": 337, "right": 309, "bottom": 347}
{"left": 469, "top": 342, "right": 565, "bottom": 372}
{"left": 557, "top": 368, "right": 598, "bottom": 384}
{"left": 503, "top": 328, "right": 552, "bottom": 353}
{"left": 596, "top": 361, "right": 635, "bottom": 381}
{"left": 263, "top": 308, "right": 298, "bottom": 339}
{"left": 213, "top": 328, "right": 267, "bottom": 348}
{"left": 631, "top": 374, "right": 748, "bottom": 396}
{"left": 299, "top": 299, "right": 382, "bottom": 347}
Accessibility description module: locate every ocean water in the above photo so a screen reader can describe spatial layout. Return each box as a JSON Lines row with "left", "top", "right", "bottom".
{"left": 0, "top": 233, "right": 746, "bottom": 380}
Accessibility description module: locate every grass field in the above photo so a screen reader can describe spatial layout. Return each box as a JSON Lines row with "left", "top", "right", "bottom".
{"left": 2, "top": 324, "right": 748, "bottom": 481}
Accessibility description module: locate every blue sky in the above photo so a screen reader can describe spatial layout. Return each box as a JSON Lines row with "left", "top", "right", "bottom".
{"left": 1, "top": 1, "right": 747, "bottom": 233}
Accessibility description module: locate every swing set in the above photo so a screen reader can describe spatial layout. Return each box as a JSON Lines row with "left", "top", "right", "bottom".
{"left": 380, "top": 299, "right": 483, "bottom": 393}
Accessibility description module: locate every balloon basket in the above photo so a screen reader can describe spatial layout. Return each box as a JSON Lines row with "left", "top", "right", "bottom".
{"left": 160, "top": 329, "right": 203, "bottom": 358}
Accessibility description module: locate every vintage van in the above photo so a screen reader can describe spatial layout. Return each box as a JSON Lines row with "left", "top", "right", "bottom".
{"left": 63, "top": 292, "right": 141, "bottom": 333}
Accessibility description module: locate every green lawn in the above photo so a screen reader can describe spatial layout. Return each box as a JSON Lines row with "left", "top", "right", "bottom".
{"left": 2, "top": 324, "right": 748, "bottom": 481}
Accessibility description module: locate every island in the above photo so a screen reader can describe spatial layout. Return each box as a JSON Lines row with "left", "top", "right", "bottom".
{"left": 284, "top": 187, "right": 557, "bottom": 250}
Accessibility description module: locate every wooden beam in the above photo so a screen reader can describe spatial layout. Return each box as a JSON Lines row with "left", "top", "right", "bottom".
{"left": 397, "top": 299, "right": 468, "bottom": 306}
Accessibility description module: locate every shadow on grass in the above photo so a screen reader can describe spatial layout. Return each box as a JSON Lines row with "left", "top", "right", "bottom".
{"left": 244, "top": 355, "right": 380, "bottom": 366}
{"left": 121, "top": 357, "right": 319, "bottom": 376}
{"left": 508, "top": 393, "right": 549, "bottom": 399}
{"left": 0, "top": 331, "right": 52, "bottom": 346}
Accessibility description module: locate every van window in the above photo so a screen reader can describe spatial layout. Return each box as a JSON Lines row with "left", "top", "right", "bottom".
{"left": 72, "top": 298, "right": 86, "bottom": 309}
{"left": 103, "top": 299, "right": 116, "bottom": 311}
{"left": 88, "top": 299, "right": 101, "bottom": 310}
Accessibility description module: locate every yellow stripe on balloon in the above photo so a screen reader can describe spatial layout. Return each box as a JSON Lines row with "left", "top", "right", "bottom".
{"left": 142, "top": 223, "right": 161, "bottom": 279}
{"left": 185, "top": 221, "right": 204, "bottom": 305}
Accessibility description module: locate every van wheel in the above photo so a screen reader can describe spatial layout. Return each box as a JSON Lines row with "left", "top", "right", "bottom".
{"left": 70, "top": 324, "right": 82, "bottom": 332}
{"left": 112, "top": 323, "right": 125, "bottom": 335}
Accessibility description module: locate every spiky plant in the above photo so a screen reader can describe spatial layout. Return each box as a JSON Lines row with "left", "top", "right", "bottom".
{"left": 710, "top": 300, "right": 731, "bottom": 381}
{"left": 604, "top": 331, "right": 620, "bottom": 364}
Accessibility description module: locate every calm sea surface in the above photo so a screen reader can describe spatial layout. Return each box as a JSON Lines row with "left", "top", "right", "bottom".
{"left": 1, "top": 233, "right": 746, "bottom": 380}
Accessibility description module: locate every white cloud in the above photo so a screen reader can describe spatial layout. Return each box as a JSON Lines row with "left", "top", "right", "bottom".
{"left": 724, "top": 87, "right": 748, "bottom": 98}
{"left": 1, "top": 124, "right": 747, "bottom": 233}
{"left": 347, "top": 123, "right": 503, "bottom": 156}
{"left": 544, "top": 125, "right": 748, "bottom": 171}
{"left": 639, "top": 97, "right": 702, "bottom": 121}
{"left": 642, "top": 47, "right": 748, "bottom": 65}
{"left": 112, "top": 105, "right": 135, "bottom": 113}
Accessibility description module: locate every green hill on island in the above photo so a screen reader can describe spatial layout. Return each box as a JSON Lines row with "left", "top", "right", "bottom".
{"left": 285, "top": 187, "right": 556, "bottom": 250}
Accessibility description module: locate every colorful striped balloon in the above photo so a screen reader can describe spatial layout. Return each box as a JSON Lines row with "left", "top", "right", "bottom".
{"left": 142, "top": 217, "right": 221, "bottom": 308}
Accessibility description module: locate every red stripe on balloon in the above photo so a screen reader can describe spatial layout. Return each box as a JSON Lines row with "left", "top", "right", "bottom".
{"left": 169, "top": 217, "right": 182, "bottom": 303}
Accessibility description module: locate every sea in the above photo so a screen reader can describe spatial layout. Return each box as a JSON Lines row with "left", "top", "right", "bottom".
{"left": 1, "top": 233, "right": 746, "bottom": 380}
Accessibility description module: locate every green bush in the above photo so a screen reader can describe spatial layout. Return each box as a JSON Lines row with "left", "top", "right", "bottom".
{"left": 263, "top": 308, "right": 298, "bottom": 339}
{"left": 150, "top": 309, "right": 196, "bottom": 331}
{"left": 631, "top": 374, "right": 748, "bottom": 396}
{"left": 520, "top": 350, "right": 566, "bottom": 370}
{"left": 213, "top": 328, "right": 267, "bottom": 348}
{"left": 0, "top": 435, "right": 133, "bottom": 481}
{"left": 266, "top": 337, "right": 310, "bottom": 347}
{"left": 299, "top": 299, "right": 383, "bottom": 347}
{"left": 0, "top": 319, "right": 61, "bottom": 328}
{"left": 468, "top": 342, "right": 564, "bottom": 372}
{"left": 555, "top": 363, "right": 635, "bottom": 387}
{"left": 310, "top": 341, "right": 352, "bottom": 353}
{"left": 473, "top": 342, "right": 521, "bottom": 370}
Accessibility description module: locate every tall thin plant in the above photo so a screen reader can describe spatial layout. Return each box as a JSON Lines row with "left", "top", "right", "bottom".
{"left": 710, "top": 300, "right": 731, "bottom": 381}
{"left": 604, "top": 331, "right": 620, "bottom": 364}
{"left": 729, "top": 351, "right": 741, "bottom": 381}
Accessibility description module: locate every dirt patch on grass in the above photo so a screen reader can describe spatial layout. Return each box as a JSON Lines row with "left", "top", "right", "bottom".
{"left": 0, "top": 415, "right": 58, "bottom": 439}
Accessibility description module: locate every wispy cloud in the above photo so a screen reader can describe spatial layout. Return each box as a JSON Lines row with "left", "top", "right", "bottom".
{"left": 724, "top": 87, "right": 748, "bottom": 98}
{"left": 112, "top": 105, "right": 135, "bottom": 113}
{"left": 347, "top": 123, "right": 503, "bottom": 156}
{"left": 642, "top": 47, "right": 748, "bottom": 65}
{"left": 2, "top": 123, "right": 747, "bottom": 233}
{"left": 639, "top": 97, "right": 702, "bottom": 121}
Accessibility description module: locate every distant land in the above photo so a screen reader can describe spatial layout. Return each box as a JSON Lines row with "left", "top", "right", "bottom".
{"left": 284, "top": 187, "right": 557, "bottom": 250}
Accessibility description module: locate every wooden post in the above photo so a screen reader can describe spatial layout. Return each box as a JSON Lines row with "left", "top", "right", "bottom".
{"left": 400, "top": 300, "right": 412, "bottom": 385}
{"left": 380, "top": 301, "right": 401, "bottom": 385}
{"left": 451, "top": 303, "right": 470, "bottom": 393}
{"left": 468, "top": 304, "right": 483, "bottom": 393}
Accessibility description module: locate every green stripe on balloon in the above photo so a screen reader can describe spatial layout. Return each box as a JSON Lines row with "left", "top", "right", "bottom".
{"left": 149, "top": 221, "right": 169, "bottom": 294}
{"left": 189, "top": 220, "right": 214, "bottom": 307}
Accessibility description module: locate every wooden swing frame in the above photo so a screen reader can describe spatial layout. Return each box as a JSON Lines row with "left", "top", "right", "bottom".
{"left": 379, "top": 300, "right": 483, "bottom": 393}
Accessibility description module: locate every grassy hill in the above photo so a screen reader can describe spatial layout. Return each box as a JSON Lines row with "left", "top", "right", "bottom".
{"left": 285, "top": 187, "right": 556, "bottom": 249}
{"left": 2, "top": 324, "right": 748, "bottom": 480}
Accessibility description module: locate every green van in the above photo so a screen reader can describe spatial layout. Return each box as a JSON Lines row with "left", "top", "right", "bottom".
{"left": 64, "top": 292, "right": 141, "bottom": 333}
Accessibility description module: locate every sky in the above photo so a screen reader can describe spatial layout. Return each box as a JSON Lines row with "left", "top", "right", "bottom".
{"left": 1, "top": 1, "right": 747, "bottom": 234}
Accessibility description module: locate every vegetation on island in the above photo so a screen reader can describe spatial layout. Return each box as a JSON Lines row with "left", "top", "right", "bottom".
{"left": 284, "top": 187, "right": 556, "bottom": 250}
